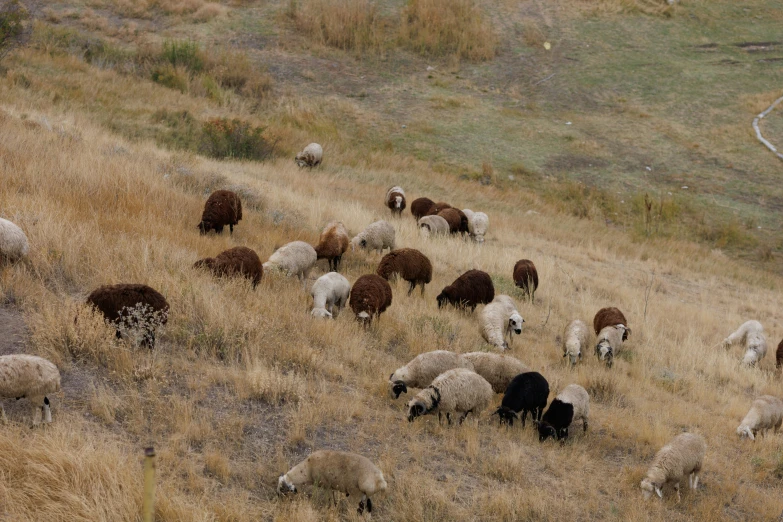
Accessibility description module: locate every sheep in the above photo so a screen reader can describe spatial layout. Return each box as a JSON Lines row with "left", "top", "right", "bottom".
{"left": 197, "top": 190, "right": 242, "bottom": 235}
{"left": 277, "top": 450, "right": 386, "bottom": 515}
{"left": 426, "top": 201, "right": 452, "bottom": 215}
{"left": 314, "top": 221, "right": 350, "bottom": 272}
{"left": 478, "top": 294, "right": 524, "bottom": 350}
{"left": 349, "top": 274, "right": 392, "bottom": 325}
{"left": 562, "top": 320, "right": 589, "bottom": 366}
{"left": 385, "top": 186, "right": 406, "bottom": 217}
{"left": 778, "top": 339, "right": 783, "bottom": 370}
{"left": 437, "top": 208, "right": 463, "bottom": 234}
{"left": 193, "top": 246, "right": 263, "bottom": 288}
{"left": 310, "top": 272, "right": 351, "bottom": 319}
{"left": 0, "top": 217, "right": 29, "bottom": 263}
{"left": 595, "top": 324, "right": 629, "bottom": 368}
{"left": 513, "top": 259, "right": 538, "bottom": 301}
{"left": 388, "top": 350, "right": 474, "bottom": 399}
{"left": 417, "top": 215, "right": 450, "bottom": 237}
{"left": 407, "top": 368, "right": 493, "bottom": 425}
{"left": 493, "top": 371, "right": 549, "bottom": 427}
{"left": 721, "top": 320, "right": 767, "bottom": 367}
{"left": 376, "top": 248, "right": 432, "bottom": 296}
{"left": 262, "top": 241, "right": 318, "bottom": 282}
{"left": 294, "top": 142, "right": 323, "bottom": 168}
{"left": 436, "top": 269, "right": 494, "bottom": 312}
{"left": 736, "top": 395, "right": 783, "bottom": 441}
{"left": 86, "top": 283, "right": 169, "bottom": 348}
{"left": 640, "top": 433, "right": 706, "bottom": 502}
{"left": 410, "top": 197, "right": 435, "bottom": 220}
{"left": 537, "top": 384, "right": 590, "bottom": 442}
{"left": 350, "top": 220, "right": 395, "bottom": 255}
{"left": 593, "top": 307, "right": 630, "bottom": 341}
{"left": 462, "top": 351, "right": 530, "bottom": 394}
{"left": 0, "top": 355, "right": 60, "bottom": 427}
{"left": 462, "top": 209, "right": 489, "bottom": 243}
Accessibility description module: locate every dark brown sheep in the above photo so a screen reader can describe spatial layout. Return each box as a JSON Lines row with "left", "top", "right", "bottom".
{"left": 313, "top": 221, "right": 349, "bottom": 272}
{"left": 776, "top": 339, "right": 783, "bottom": 369}
{"left": 193, "top": 246, "right": 263, "bottom": 288}
{"left": 386, "top": 187, "right": 407, "bottom": 217}
{"left": 593, "top": 307, "right": 630, "bottom": 341}
{"left": 411, "top": 197, "right": 435, "bottom": 220}
{"left": 453, "top": 208, "right": 470, "bottom": 234}
{"left": 197, "top": 190, "right": 242, "bottom": 235}
{"left": 436, "top": 269, "right": 495, "bottom": 312}
{"left": 86, "top": 283, "right": 169, "bottom": 348}
{"left": 349, "top": 274, "right": 393, "bottom": 326}
{"left": 426, "top": 201, "right": 452, "bottom": 216}
{"left": 437, "top": 208, "right": 463, "bottom": 234}
{"left": 513, "top": 259, "right": 539, "bottom": 301}
{"left": 376, "top": 248, "right": 432, "bottom": 296}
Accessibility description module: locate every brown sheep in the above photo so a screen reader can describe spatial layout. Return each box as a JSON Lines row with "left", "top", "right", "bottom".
{"left": 349, "top": 274, "right": 392, "bottom": 326}
{"left": 376, "top": 248, "right": 432, "bottom": 296}
{"left": 313, "top": 221, "right": 350, "bottom": 272}
{"left": 386, "top": 186, "right": 407, "bottom": 217}
{"left": 776, "top": 339, "right": 783, "bottom": 369}
{"left": 86, "top": 284, "right": 169, "bottom": 348}
{"left": 513, "top": 259, "right": 538, "bottom": 301}
{"left": 197, "top": 190, "right": 242, "bottom": 235}
{"left": 593, "top": 307, "right": 630, "bottom": 341}
{"left": 437, "top": 208, "right": 463, "bottom": 234}
{"left": 193, "top": 246, "right": 263, "bottom": 288}
{"left": 453, "top": 208, "right": 470, "bottom": 234}
{"left": 426, "top": 201, "right": 452, "bottom": 216}
{"left": 437, "top": 270, "right": 495, "bottom": 312}
{"left": 411, "top": 197, "right": 435, "bottom": 220}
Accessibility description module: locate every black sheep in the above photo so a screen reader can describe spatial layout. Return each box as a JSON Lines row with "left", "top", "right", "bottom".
{"left": 493, "top": 371, "right": 549, "bottom": 427}
{"left": 85, "top": 283, "right": 169, "bottom": 348}
{"left": 513, "top": 259, "right": 538, "bottom": 301}
{"left": 197, "top": 190, "right": 243, "bottom": 235}
{"left": 436, "top": 269, "right": 494, "bottom": 311}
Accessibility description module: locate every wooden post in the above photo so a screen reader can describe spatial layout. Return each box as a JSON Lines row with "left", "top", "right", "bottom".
{"left": 142, "top": 447, "right": 156, "bottom": 522}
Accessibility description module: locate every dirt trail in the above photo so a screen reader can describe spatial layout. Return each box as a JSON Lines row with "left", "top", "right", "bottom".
{"left": 0, "top": 307, "right": 28, "bottom": 356}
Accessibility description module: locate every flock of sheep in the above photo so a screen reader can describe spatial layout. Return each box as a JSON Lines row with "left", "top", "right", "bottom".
{"left": 1, "top": 143, "right": 782, "bottom": 515}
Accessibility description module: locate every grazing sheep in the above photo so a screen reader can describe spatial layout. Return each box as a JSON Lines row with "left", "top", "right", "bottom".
{"left": 640, "top": 433, "right": 706, "bottom": 502}
{"left": 0, "top": 218, "right": 29, "bottom": 262}
{"left": 778, "top": 339, "right": 783, "bottom": 370}
{"left": 376, "top": 248, "right": 432, "bottom": 296}
{"left": 350, "top": 220, "right": 396, "bottom": 255}
{"left": 462, "top": 352, "right": 529, "bottom": 394}
{"left": 736, "top": 395, "right": 783, "bottom": 441}
{"left": 0, "top": 355, "right": 60, "bottom": 426}
{"left": 593, "top": 307, "right": 630, "bottom": 341}
{"left": 193, "top": 246, "right": 263, "bottom": 288}
{"left": 411, "top": 197, "right": 435, "bottom": 220}
{"left": 407, "top": 368, "right": 493, "bottom": 425}
{"left": 295, "top": 143, "right": 323, "bottom": 168}
{"left": 426, "top": 202, "right": 452, "bottom": 215}
{"left": 311, "top": 272, "right": 351, "bottom": 319}
{"left": 479, "top": 294, "right": 524, "bottom": 350}
{"left": 462, "top": 209, "right": 489, "bottom": 243}
{"left": 437, "top": 208, "right": 463, "bottom": 234}
{"left": 388, "top": 350, "right": 474, "bottom": 399}
{"left": 263, "top": 241, "right": 318, "bottom": 282}
{"left": 278, "top": 450, "right": 386, "bottom": 515}
{"left": 385, "top": 186, "right": 407, "bottom": 217}
{"left": 595, "top": 324, "right": 629, "bottom": 368}
{"left": 86, "top": 283, "right": 169, "bottom": 348}
{"left": 513, "top": 259, "right": 538, "bottom": 301}
{"left": 418, "top": 215, "right": 450, "bottom": 237}
{"left": 436, "top": 269, "right": 495, "bottom": 312}
{"left": 721, "top": 320, "right": 767, "bottom": 367}
{"left": 349, "top": 274, "right": 392, "bottom": 325}
{"left": 314, "top": 221, "right": 350, "bottom": 272}
{"left": 493, "top": 371, "right": 549, "bottom": 427}
{"left": 537, "top": 384, "right": 590, "bottom": 442}
{"left": 197, "top": 190, "right": 242, "bottom": 235}
{"left": 562, "top": 320, "right": 590, "bottom": 366}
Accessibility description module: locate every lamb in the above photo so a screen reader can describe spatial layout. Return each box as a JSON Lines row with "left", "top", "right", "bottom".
{"left": 388, "top": 350, "right": 474, "bottom": 399}
{"left": 462, "top": 209, "right": 489, "bottom": 243}
{"left": 385, "top": 186, "right": 407, "bottom": 217}
{"left": 313, "top": 221, "right": 350, "bottom": 272}
{"left": 350, "top": 220, "right": 395, "bottom": 255}
{"left": 278, "top": 450, "right": 386, "bottom": 515}
{"left": 721, "top": 320, "right": 767, "bottom": 367}
{"left": 417, "top": 215, "right": 450, "bottom": 237}
{"left": 310, "top": 272, "right": 351, "bottom": 319}
{"left": 595, "top": 324, "right": 629, "bottom": 368}
{"left": 436, "top": 208, "right": 464, "bottom": 234}
{"left": 86, "top": 283, "right": 169, "bottom": 348}
{"left": 462, "top": 351, "right": 530, "bottom": 393}
{"left": 493, "top": 371, "right": 549, "bottom": 427}
{"left": 736, "top": 395, "right": 783, "bottom": 441}
{"left": 593, "top": 307, "right": 630, "bottom": 341}
{"left": 562, "top": 320, "right": 589, "bottom": 366}
{"left": 478, "top": 294, "right": 524, "bottom": 350}
{"left": 407, "top": 368, "right": 493, "bottom": 425}
{"left": 294, "top": 142, "right": 323, "bottom": 168}
{"left": 197, "top": 190, "right": 242, "bottom": 235}
{"left": 778, "top": 339, "right": 783, "bottom": 369}
{"left": 376, "top": 248, "right": 432, "bottom": 296}
{"left": 537, "top": 384, "right": 589, "bottom": 442}
{"left": 436, "top": 269, "right": 495, "bottom": 312}
{"left": 193, "top": 246, "right": 263, "bottom": 288}
{"left": 513, "top": 259, "right": 538, "bottom": 301}
{"left": 640, "top": 433, "right": 706, "bottom": 502}
{"left": 262, "top": 241, "right": 318, "bottom": 282}
{"left": 410, "top": 197, "right": 435, "bottom": 220}
{"left": 349, "top": 274, "right": 392, "bottom": 325}
{"left": 0, "top": 355, "right": 61, "bottom": 426}
{"left": 0, "top": 217, "right": 29, "bottom": 262}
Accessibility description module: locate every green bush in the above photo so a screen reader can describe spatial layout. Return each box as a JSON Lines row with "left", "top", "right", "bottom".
{"left": 161, "top": 39, "right": 203, "bottom": 74}
{"left": 0, "top": 0, "right": 31, "bottom": 63}
{"left": 199, "top": 118, "right": 274, "bottom": 160}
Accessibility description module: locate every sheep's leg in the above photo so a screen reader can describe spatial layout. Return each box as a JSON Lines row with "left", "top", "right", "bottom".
{"left": 691, "top": 473, "right": 699, "bottom": 490}
{"left": 43, "top": 397, "right": 52, "bottom": 423}
{"left": 437, "top": 412, "right": 442, "bottom": 425}
{"left": 216, "top": 225, "right": 224, "bottom": 234}
{"left": 366, "top": 497, "right": 373, "bottom": 513}
{"left": 229, "top": 224, "right": 234, "bottom": 235}
{"left": 420, "top": 284, "right": 426, "bottom": 297}
{"left": 583, "top": 419, "right": 588, "bottom": 432}
{"left": 674, "top": 483, "right": 681, "bottom": 503}
{"left": 331, "top": 491, "right": 337, "bottom": 506}
{"left": 407, "top": 281, "right": 415, "bottom": 296}
{"left": 357, "top": 497, "right": 365, "bottom": 515}
{"left": 31, "top": 401, "right": 42, "bottom": 427}
{"left": 446, "top": 413, "right": 452, "bottom": 425}
{"left": 520, "top": 410, "right": 527, "bottom": 428}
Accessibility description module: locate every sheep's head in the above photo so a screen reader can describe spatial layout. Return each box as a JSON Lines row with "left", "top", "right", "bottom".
{"left": 537, "top": 421, "right": 557, "bottom": 442}
{"left": 277, "top": 474, "right": 296, "bottom": 495}
{"left": 736, "top": 425, "right": 755, "bottom": 440}
{"left": 741, "top": 349, "right": 759, "bottom": 367}
{"left": 197, "top": 220, "right": 212, "bottom": 234}
{"left": 193, "top": 258, "right": 216, "bottom": 270}
{"left": 508, "top": 313, "right": 524, "bottom": 335}
{"left": 394, "top": 196, "right": 402, "bottom": 209}
{"left": 311, "top": 308, "right": 332, "bottom": 319}
{"left": 436, "top": 289, "right": 451, "bottom": 309}
{"left": 407, "top": 400, "right": 427, "bottom": 422}
{"left": 493, "top": 406, "right": 518, "bottom": 426}
{"left": 640, "top": 478, "right": 662, "bottom": 499}
{"left": 563, "top": 345, "right": 581, "bottom": 366}
{"left": 357, "top": 311, "right": 371, "bottom": 326}
{"left": 474, "top": 235, "right": 485, "bottom": 243}
{"left": 596, "top": 341, "right": 613, "bottom": 367}
{"left": 390, "top": 379, "right": 408, "bottom": 399}
{"left": 294, "top": 151, "right": 311, "bottom": 168}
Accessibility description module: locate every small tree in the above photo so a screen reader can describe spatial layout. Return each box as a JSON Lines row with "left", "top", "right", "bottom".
{"left": 0, "top": 0, "right": 33, "bottom": 64}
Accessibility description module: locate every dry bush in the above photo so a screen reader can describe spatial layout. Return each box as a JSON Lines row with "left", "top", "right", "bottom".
{"left": 192, "top": 2, "right": 227, "bottom": 22}
{"left": 287, "top": 0, "right": 387, "bottom": 52}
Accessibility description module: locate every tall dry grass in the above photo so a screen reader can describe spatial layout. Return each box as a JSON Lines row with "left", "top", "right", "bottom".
{"left": 286, "top": 0, "right": 387, "bottom": 52}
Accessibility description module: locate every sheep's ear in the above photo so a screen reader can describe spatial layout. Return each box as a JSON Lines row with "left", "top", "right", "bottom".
{"left": 748, "top": 430, "right": 755, "bottom": 441}
{"left": 562, "top": 352, "right": 567, "bottom": 358}
{"left": 655, "top": 487, "right": 663, "bottom": 498}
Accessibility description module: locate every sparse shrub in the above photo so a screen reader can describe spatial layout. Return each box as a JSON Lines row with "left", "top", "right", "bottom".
{"left": 288, "top": 0, "right": 386, "bottom": 52}
{"left": 151, "top": 64, "right": 189, "bottom": 92}
{"left": 0, "top": 0, "right": 32, "bottom": 64}
{"left": 584, "top": 374, "right": 621, "bottom": 404}
{"left": 200, "top": 117, "right": 274, "bottom": 160}
{"left": 161, "top": 39, "right": 204, "bottom": 74}
{"left": 115, "top": 302, "right": 168, "bottom": 348}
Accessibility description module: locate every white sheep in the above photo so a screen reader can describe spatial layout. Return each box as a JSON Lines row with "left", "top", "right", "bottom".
{"left": 311, "top": 272, "right": 351, "bottom": 319}
{"left": 350, "top": 220, "right": 395, "bottom": 254}
{"left": 479, "top": 294, "right": 524, "bottom": 351}
{"left": 295, "top": 143, "right": 323, "bottom": 168}
{"left": 722, "top": 320, "right": 767, "bottom": 367}
{"left": 562, "top": 320, "right": 589, "bottom": 366}
{"left": 595, "top": 324, "right": 629, "bottom": 368}
{"left": 0, "top": 354, "right": 61, "bottom": 426}
{"left": 462, "top": 209, "right": 489, "bottom": 243}
{"left": 388, "top": 350, "right": 474, "bottom": 399}
{"left": 407, "top": 368, "right": 493, "bottom": 425}
{"left": 736, "top": 395, "right": 783, "bottom": 441}
{"left": 640, "top": 433, "right": 706, "bottom": 502}
{"left": 0, "top": 217, "right": 29, "bottom": 262}
{"left": 462, "top": 351, "right": 529, "bottom": 393}
{"left": 417, "top": 215, "right": 450, "bottom": 238}
{"left": 278, "top": 450, "right": 387, "bottom": 515}
{"left": 262, "top": 241, "right": 317, "bottom": 283}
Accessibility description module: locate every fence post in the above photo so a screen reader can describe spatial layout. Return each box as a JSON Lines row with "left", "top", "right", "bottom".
{"left": 143, "top": 447, "right": 156, "bottom": 522}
